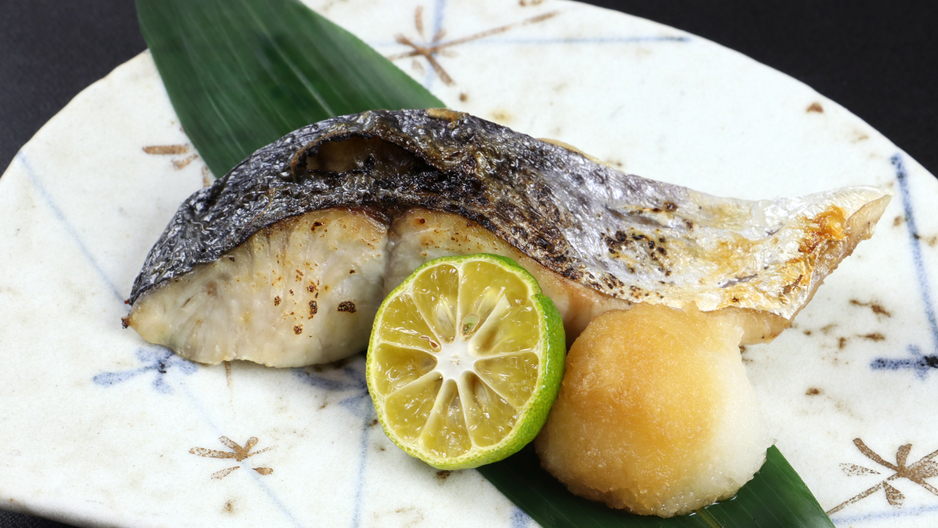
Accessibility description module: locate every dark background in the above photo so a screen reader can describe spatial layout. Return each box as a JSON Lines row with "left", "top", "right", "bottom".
{"left": 0, "top": 1, "right": 935, "bottom": 527}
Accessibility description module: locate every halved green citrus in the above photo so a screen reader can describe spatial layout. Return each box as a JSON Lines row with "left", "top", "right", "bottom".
{"left": 366, "top": 253, "right": 565, "bottom": 469}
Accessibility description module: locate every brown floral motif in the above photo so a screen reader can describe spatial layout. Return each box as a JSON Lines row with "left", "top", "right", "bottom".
{"left": 827, "top": 438, "right": 938, "bottom": 515}
{"left": 143, "top": 143, "right": 212, "bottom": 185}
{"left": 190, "top": 436, "right": 275, "bottom": 480}
{"left": 143, "top": 143, "right": 200, "bottom": 170}
{"left": 387, "top": 5, "right": 558, "bottom": 86}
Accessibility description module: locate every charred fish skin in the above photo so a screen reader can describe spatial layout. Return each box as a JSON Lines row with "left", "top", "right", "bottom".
{"left": 129, "top": 109, "right": 888, "bottom": 323}
{"left": 129, "top": 108, "right": 583, "bottom": 305}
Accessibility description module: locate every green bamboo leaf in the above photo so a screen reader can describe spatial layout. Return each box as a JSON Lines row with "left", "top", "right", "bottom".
{"left": 136, "top": 0, "right": 443, "bottom": 177}
{"left": 479, "top": 445, "right": 834, "bottom": 528}
{"left": 136, "top": 1, "right": 834, "bottom": 526}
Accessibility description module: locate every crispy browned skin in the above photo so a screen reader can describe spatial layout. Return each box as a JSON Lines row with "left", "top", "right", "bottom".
{"left": 126, "top": 110, "right": 889, "bottom": 365}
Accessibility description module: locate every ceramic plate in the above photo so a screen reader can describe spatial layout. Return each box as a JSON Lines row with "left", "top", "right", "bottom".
{"left": 1, "top": 0, "right": 936, "bottom": 526}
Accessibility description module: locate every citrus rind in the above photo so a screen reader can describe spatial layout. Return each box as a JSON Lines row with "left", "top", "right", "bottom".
{"left": 366, "top": 254, "right": 565, "bottom": 470}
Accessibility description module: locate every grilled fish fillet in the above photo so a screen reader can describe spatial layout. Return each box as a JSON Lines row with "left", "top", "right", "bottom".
{"left": 124, "top": 109, "right": 890, "bottom": 366}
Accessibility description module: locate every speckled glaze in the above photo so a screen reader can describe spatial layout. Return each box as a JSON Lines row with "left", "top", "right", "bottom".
{"left": 1, "top": 1, "right": 936, "bottom": 527}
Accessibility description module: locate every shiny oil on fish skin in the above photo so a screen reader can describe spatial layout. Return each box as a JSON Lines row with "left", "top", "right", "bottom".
{"left": 124, "top": 109, "right": 890, "bottom": 366}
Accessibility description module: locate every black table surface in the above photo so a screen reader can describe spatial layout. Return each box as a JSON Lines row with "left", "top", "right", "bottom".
{"left": 1, "top": 1, "right": 935, "bottom": 527}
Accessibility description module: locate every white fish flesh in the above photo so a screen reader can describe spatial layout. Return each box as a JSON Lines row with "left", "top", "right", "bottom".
{"left": 124, "top": 109, "right": 890, "bottom": 366}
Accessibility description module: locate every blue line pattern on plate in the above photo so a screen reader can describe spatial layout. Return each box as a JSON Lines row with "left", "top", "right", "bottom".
{"left": 833, "top": 502, "right": 938, "bottom": 526}
{"left": 511, "top": 506, "right": 533, "bottom": 528}
{"left": 892, "top": 154, "right": 938, "bottom": 346}
{"left": 294, "top": 362, "right": 371, "bottom": 414}
{"left": 459, "top": 35, "right": 691, "bottom": 45}
{"left": 871, "top": 346, "right": 938, "bottom": 379}
{"left": 294, "top": 361, "right": 374, "bottom": 528}
{"left": 93, "top": 346, "right": 199, "bottom": 394}
{"left": 372, "top": 34, "right": 688, "bottom": 51}
{"left": 16, "top": 147, "right": 311, "bottom": 522}
{"left": 422, "top": 0, "right": 448, "bottom": 91}
{"left": 398, "top": 0, "right": 688, "bottom": 91}
{"left": 15, "top": 151, "right": 125, "bottom": 303}
{"left": 870, "top": 154, "right": 938, "bottom": 378}
{"left": 174, "top": 382, "right": 307, "bottom": 528}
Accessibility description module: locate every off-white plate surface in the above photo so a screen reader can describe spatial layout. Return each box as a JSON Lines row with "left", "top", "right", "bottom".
{"left": 1, "top": 1, "right": 936, "bottom": 526}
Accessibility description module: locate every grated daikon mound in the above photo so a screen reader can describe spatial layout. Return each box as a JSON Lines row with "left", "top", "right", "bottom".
{"left": 535, "top": 304, "right": 772, "bottom": 517}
